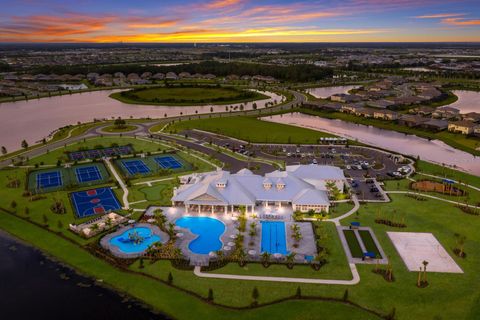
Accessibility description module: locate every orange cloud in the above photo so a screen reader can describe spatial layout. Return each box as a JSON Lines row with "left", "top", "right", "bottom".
{"left": 442, "top": 18, "right": 480, "bottom": 26}
{"left": 127, "top": 20, "right": 180, "bottom": 29}
{"left": 415, "top": 13, "right": 465, "bottom": 19}
{"left": 204, "top": 0, "right": 243, "bottom": 10}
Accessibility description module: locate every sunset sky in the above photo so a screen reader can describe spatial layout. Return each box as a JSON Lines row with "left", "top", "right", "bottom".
{"left": 0, "top": 0, "right": 479, "bottom": 42}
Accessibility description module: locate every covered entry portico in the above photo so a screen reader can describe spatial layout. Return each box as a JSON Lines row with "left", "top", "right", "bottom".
{"left": 183, "top": 203, "right": 255, "bottom": 215}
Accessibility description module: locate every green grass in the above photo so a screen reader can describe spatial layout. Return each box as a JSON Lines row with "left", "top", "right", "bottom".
{"left": 168, "top": 116, "right": 334, "bottom": 144}
{"left": 0, "top": 212, "right": 381, "bottom": 320}
{"left": 343, "top": 230, "right": 364, "bottom": 258}
{"left": 416, "top": 160, "right": 480, "bottom": 187}
{"left": 102, "top": 124, "right": 138, "bottom": 133}
{"left": 3, "top": 166, "right": 480, "bottom": 318}
{"left": 110, "top": 86, "right": 268, "bottom": 106}
{"left": 358, "top": 230, "right": 381, "bottom": 258}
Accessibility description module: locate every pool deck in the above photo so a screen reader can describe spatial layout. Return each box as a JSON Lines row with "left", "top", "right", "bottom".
{"left": 100, "top": 223, "right": 169, "bottom": 258}
{"left": 153, "top": 206, "right": 318, "bottom": 265}
{"left": 157, "top": 206, "right": 239, "bottom": 266}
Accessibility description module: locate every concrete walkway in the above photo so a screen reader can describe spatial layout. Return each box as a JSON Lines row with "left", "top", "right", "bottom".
{"left": 194, "top": 263, "right": 360, "bottom": 285}
{"left": 104, "top": 158, "right": 130, "bottom": 209}
{"left": 328, "top": 195, "right": 360, "bottom": 226}
{"left": 386, "top": 190, "right": 480, "bottom": 209}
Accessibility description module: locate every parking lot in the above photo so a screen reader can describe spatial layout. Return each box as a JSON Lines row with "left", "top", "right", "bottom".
{"left": 181, "top": 129, "right": 411, "bottom": 181}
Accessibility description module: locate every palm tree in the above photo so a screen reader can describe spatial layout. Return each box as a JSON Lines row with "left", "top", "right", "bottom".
{"left": 422, "top": 260, "right": 429, "bottom": 284}
{"left": 261, "top": 252, "right": 271, "bottom": 265}
{"left": 286, "top": 252, "right": 296, "bottom": 267}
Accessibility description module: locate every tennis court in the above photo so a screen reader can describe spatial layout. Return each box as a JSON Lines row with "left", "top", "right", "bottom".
{"left": 29, "top": 163, "right": 110, "bottom": 194}
{"left": 121, "top": 159, "right": 151, "bottom": 175}
{"left": 71, "top": 187, "right": 121, "bottom": 218}
{"left": 36, "top": 171, "right": 63, "bottom": 189}
{"left": 75, "top": 166, "right": 102, "bottom": 183}
{"left": 154, "top": 155, "right": 183, "bottom": 169}
{"left": 68, "top": 145, "right": 134, "bottom": 161}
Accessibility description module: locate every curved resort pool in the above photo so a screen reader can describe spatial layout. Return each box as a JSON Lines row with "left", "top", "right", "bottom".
{"left": 176, "top": 216, "right": 225, "bottom": 254}
{"left": 109, "top": 227, "right": 161, "bottom": 254}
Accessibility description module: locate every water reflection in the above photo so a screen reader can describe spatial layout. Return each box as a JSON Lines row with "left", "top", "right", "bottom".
{"left": 262, "top": 112, "right": 480, "bottom": 175}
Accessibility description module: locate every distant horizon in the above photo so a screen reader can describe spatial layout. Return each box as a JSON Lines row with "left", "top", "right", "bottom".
{"left": 0, "top": 0, "right": 479, "bottom": 43}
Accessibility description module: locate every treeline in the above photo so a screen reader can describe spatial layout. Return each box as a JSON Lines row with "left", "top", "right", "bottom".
{"left": 27, "top": 61, "right": 333, "bottom": 82}
{"left": 0, "top": 62, "right": 12, "bottom": 72}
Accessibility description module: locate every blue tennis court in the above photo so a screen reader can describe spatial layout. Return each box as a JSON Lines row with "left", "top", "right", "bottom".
{"left": 122, "top": 159, "right": 151, "bottom": 175}
{"left": 260, "top": 221, "right": 288, "bottom": 255}
{"left": 71, "top": 187, "right": 121, "bottom": 218}
{"left": 75, "top": 166, "right": 102, "bottom": 183}
{"left": 36, "top": 171, "right": 62, "bottom": 189}
{"left": 154, "top": 156, "right": 183, "bottom": 169}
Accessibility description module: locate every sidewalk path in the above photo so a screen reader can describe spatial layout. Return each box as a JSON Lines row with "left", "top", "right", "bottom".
{"left": 104, "top": 158, "right": 130, "bottom": 210}
{"left": 328, "top": 195, "right": 360, "bottom": 226}
{"left": 194, "top": 264, "right": 360, "bottom": 285}
{"left": 386, "top": 190, "right": 480, "bottom": 209}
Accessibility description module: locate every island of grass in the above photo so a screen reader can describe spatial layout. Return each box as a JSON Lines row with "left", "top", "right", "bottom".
{"left": 102, "top": 124, "right": 138, "bottom": 133}
{"left": 165, "top": 116, "right": 335, "bottom": 144}
{"left": 110, "top": 85, "right": 269, "bottom": 106}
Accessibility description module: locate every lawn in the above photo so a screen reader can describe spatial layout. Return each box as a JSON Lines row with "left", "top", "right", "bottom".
{"left": 101, "top": 124, "right": 138, "bottom": 133}
{"left": 110, "top": 86, "right": 268, "bottom": 106}
{"left": 168, "top": 116, "right": 335, "bottom": 144}
{"left": 343, "top": 230, "right": 364, "bottom": 258}
{"left": 2, "top": 166, "right": 480, "bottom": 318}
{"left": 358, "top": 230, "right": 381, "bottom": 258}
{"left": 0, "top": 212, "right": 381, "bottom": 320}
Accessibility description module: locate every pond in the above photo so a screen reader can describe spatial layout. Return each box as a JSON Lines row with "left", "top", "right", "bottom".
{"left": 306, "top": 85, "right": 360, "bottom": 99}
{"left": 0, "top": 231, "right": 165, "bottom": 319}
{"left": 261, "top": 113, "right": 480, "bottom": 175}
{"left": 446, "top": 90, "right": 480, "bottom": 114}
{"left": 0, "top": 89, "right": 282, "bottom": 152}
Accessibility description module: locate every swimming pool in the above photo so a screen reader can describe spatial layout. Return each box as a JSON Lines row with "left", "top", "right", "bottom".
{"left": 109, "top": 227, "right": 161, "bottom": 254}
{"left": 176, "top": 216, "right": 225, "bottom": 254}
{"left": 261, "top": 221, "right": 288, "bottom": 255}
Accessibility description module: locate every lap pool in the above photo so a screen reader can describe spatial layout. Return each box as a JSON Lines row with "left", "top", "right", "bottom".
{"left": 176, "top": 216, "right": 225, "bottom": 254}
{"left": 109, "top": 227, "right": 161, "bottom": 254}
{"left": 261, "top": 221, "right": 288, "bottom": 255}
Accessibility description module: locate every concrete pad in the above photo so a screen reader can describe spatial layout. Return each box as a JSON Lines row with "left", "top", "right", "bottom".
{"left": 387, "top": 232, "right": 463, "bottom": 273}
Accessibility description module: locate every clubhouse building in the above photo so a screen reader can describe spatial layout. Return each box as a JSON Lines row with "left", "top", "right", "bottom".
{"left": 172, "top": 165, "right": 345, "bottom": 215}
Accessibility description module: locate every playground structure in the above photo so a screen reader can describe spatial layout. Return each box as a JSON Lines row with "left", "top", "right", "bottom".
{"left": 410, "top": 179, "right": 466, "bottom": 196}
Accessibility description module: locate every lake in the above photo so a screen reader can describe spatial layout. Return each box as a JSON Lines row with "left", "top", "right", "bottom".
{"left": 261, "top": 113, "right": 480, "bottom": 175}
{"left": 306, "top": 85, "right": 360, "bottom": 99}
{"left": 0, "top": 89, "right": 282, "bottom": 152}
{"left": 447, "top": 90, "right": 480, "bottom": 114}
{"left": 0, "top": 230, "right": 166, "bottom": 320}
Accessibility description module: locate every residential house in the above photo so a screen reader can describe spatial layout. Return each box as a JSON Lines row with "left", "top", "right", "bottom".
{"left": 373, "top": 109, "right": 398, "bottom": 121}
{"left": 421, "top": 119, "right": 448, "bottom": 131}
{"left": 433, "top": 107, "right": 460, "bottom": 120}
{"left": 462, "top": 112, "right": 480, "bottom": 123}
{"left": 448, "top": 120, "right": 479, "bottom": 135}
{"left": 398, "top": 114, "right": 429, "bottom": 127}
{"left": 366, "top": 99, "right": 395, "bottom": 109}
